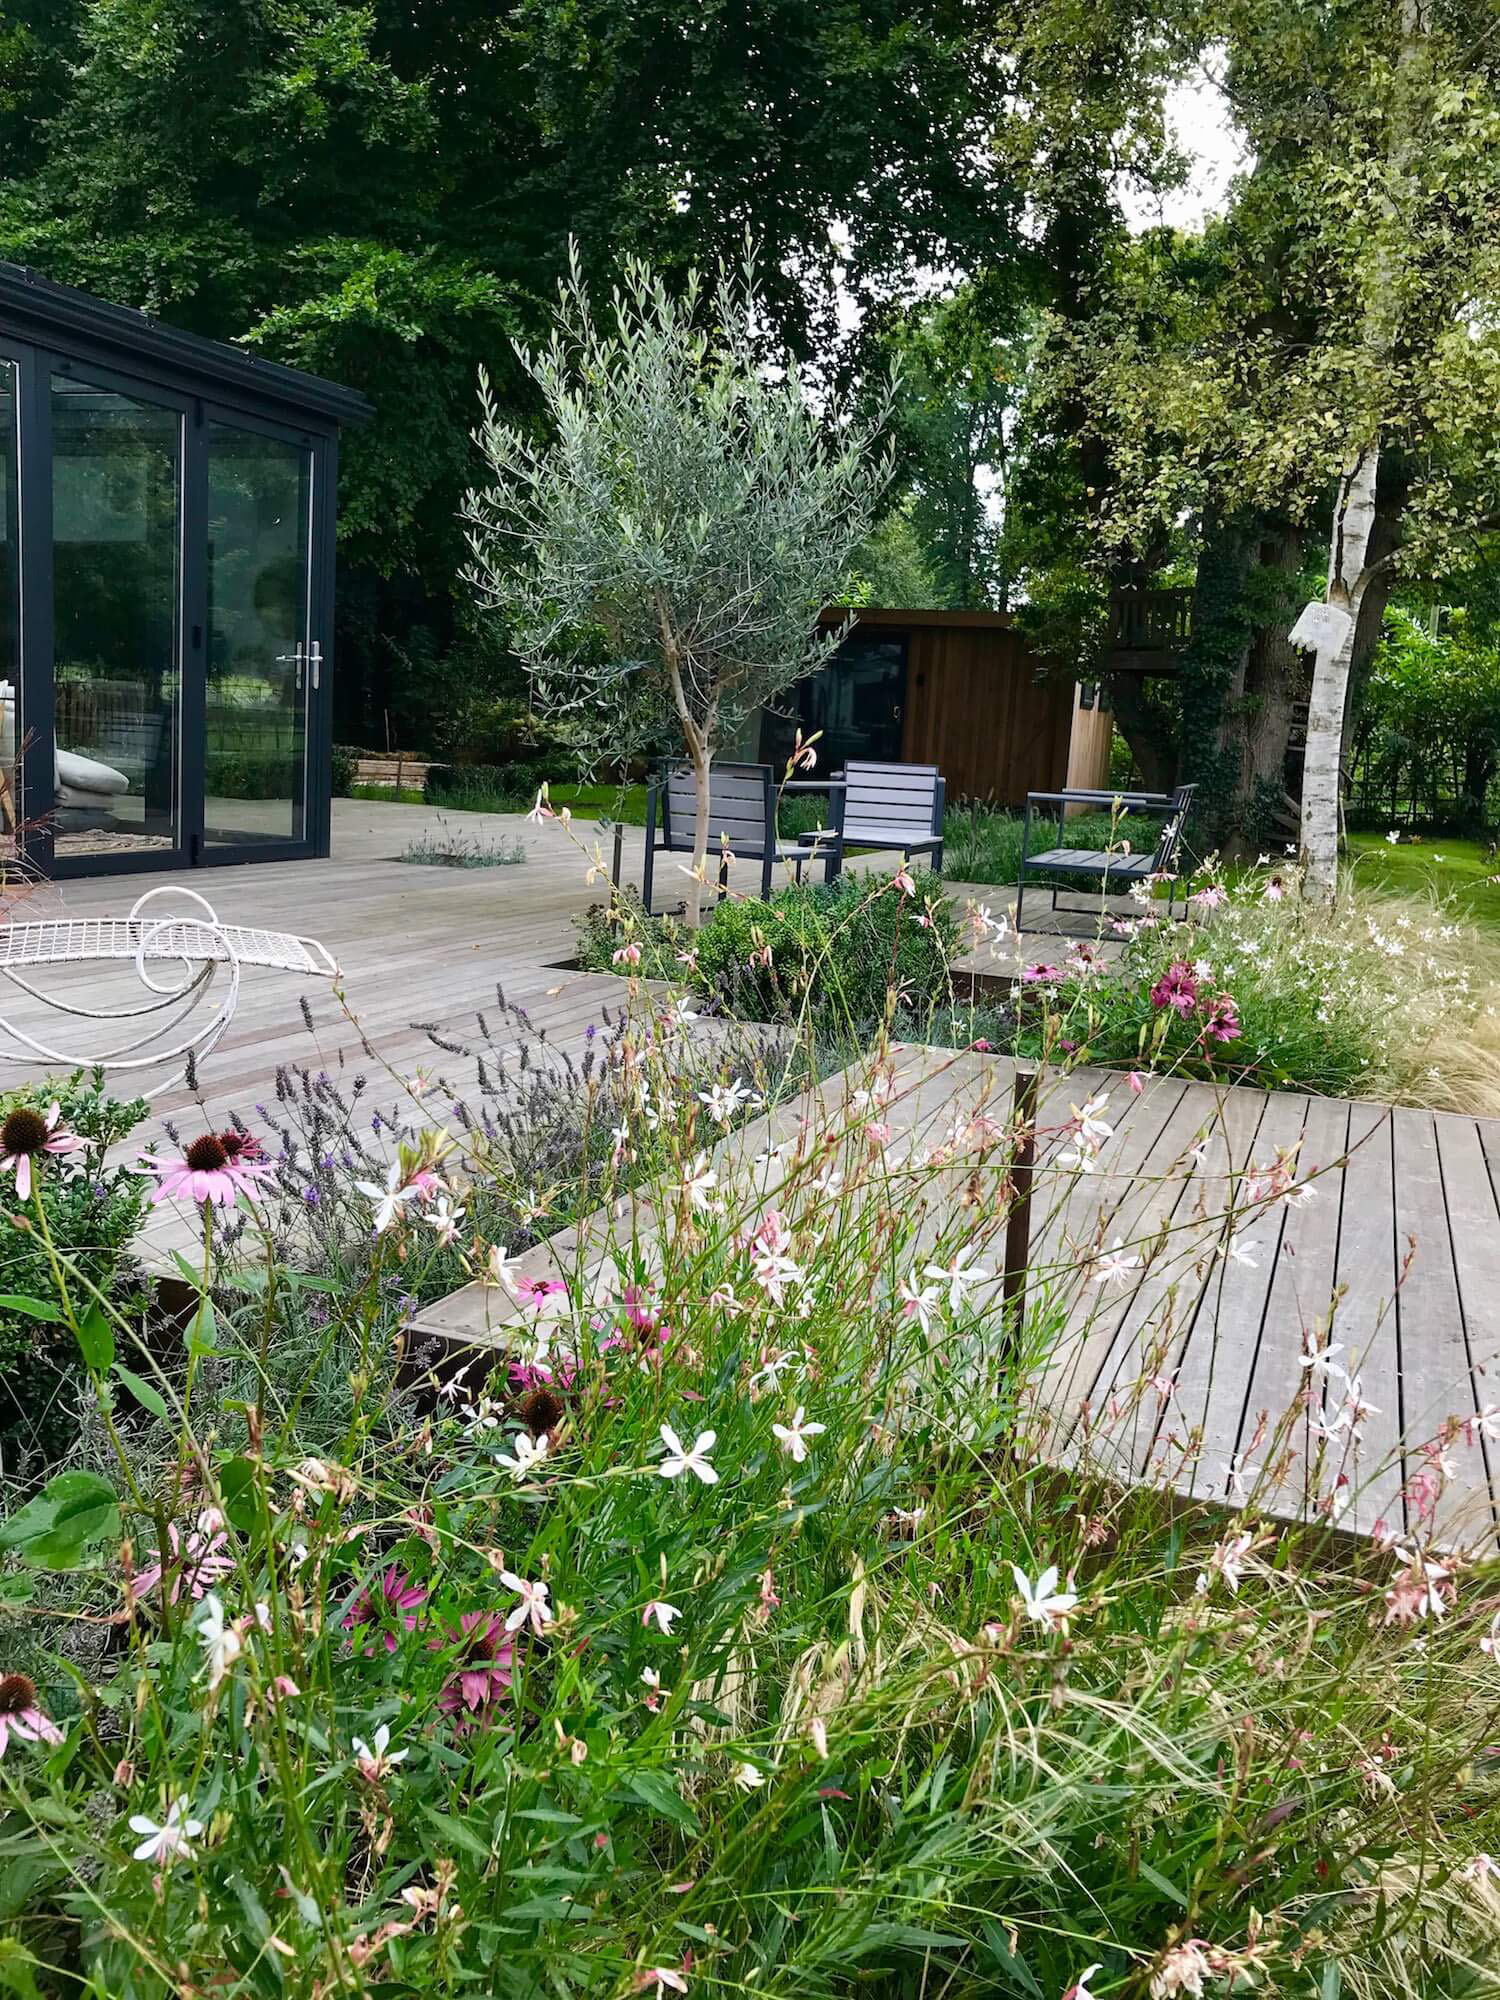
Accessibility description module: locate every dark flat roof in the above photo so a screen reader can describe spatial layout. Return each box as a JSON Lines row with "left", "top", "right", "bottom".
{"left": 0, "top": 262, "right": 373, "bottom": 428}
{"left": 820, "top": 605, "right": 1014, "bottom": 630}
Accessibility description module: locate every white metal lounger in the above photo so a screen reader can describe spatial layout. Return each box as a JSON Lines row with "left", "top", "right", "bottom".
{"left": 0, "top": 885, "right": 339, "bottom": 1090}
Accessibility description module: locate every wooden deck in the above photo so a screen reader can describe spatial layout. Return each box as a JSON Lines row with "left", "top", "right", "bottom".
{"left": 410, "top": 1043, "right": 1500, "bottom": 1553}
{"left": 7, "top": 802, "right": 1495, "bottom": 1549}
{"left": 1, "top": 801, "right": 1002, "bottom": 1261}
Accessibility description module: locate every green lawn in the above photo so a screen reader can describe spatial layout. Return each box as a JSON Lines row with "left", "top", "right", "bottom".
{"left": 547, "top": 781, "right": 650, "bottom": 824}
{"left": 1345, "top": 829, "right": 1500, "bottom": 926}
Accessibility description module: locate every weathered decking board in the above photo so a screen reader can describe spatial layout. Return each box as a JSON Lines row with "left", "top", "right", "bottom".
{"left": 5, "top": 808, "right": 1497, "bottom": 1546}
{"left": 407, "top": 1043, "right": 1500, "bottom": 1550}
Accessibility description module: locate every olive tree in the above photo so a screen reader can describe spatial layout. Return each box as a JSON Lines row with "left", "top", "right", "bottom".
{"left": 462, "top": 246, "right": 893, "bottom": 922}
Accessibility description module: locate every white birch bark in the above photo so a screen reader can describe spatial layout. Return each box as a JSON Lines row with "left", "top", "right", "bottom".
{"left": 1297, "top": 444, "right": 1379, "bottom": 906}
{"left": 1296, "top": 0, "right": 1422, "bottom": 907}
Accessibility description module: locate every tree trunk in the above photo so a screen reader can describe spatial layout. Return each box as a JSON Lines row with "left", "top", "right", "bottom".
{"left": 1298, "top": 444, "right": 1380, "bottom": 905}
{"left": 1106, "top": 674, "right": 1178, "bottom": 792}
{"left": 1218, "top": 524, "right": 1305, "bottom": 858}
{"left": 686, "top": 727, "right": 713, "bottom": 928}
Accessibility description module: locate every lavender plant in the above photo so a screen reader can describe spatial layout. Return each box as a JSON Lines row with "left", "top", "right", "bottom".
{"left": 1, "top": 844, "right": 1497, "bottom": 2000}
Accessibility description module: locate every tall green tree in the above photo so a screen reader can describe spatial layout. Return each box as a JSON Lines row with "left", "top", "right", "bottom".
{"left": 1030, "top": 0, "right": 1500, "bottom": 886}
{"left": 0, "top": 0, "right": 1019, "bottom": 747}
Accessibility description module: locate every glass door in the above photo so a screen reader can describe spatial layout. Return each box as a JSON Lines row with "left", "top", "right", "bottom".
{"left": 50, "top": 371, "right": 184, "bottom": 864}
{"left": 201, "top": 420, "right": 315, "bottom": 852}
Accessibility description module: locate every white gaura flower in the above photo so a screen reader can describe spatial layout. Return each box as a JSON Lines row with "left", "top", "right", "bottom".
{"left": 699, "top": 1078, "right": 758, "bottom": 1123}
{"left": 734, "top": 1761, "right": 766, "bottom": 1790}
{"left": 496, "top": 1431, "right": 549, "bottom": 1480}
{"left": 1195, "top": 1530, "right": 1254, "bottom": 1596}
{"left": 658, "top": 1423, "right": 719, "bottom": 1485}
{"left": 352, "top": 1721, "right": 409, "bottom": 1783}
{"left": 1010, "top": 1563, "right": 1079, "bottom": 1629}
{"left": 355, "top": 1160, "right": 416, "bottom": 1234}
{"left": 1223, "top": 1452, "right": 1260, "bottom": 1501}
{"left": 425, "top": 1197, "right": 465, "bottom": 1248}
{"left": 1071, "top": 1094, "right": 1113, "bottom": 1146}
{"left": 195, "top": 1593, "right": 242, "bottom": 1690}
{"left": 129, "top": 1796, "right": 204, "bottom": 1866}
{"left": 642, "top": 1599, "right": 681, "bottom": 1634}
{"left": 1092, "top": 1238, "right": 1141, "bottom": 1286}
{"left": 460, "top": 1394, "right": 503, "bottom": 1441}
{"left": 1299, "top": 1335, "right": 1345, "bottom": 1381}
{"left": 750, "top": 1348, "right": 799, "bottom": 1391}
{"left": 771, "top": 1406, "right": 826, "bottom": 1465}
{"left": 484, "top": 1243, "right": 517, "bottom": 1288}
{"left": 500, "top": 1571, "right": 554, "bottom": 1636}
{"left": 922, "top": 1246, "right": 991, "bottom": 1315}
{"left": 899, "top": 1274, "right": 941, "bottom": 1334}
{"left": 680, "top": 1154, "right": 720, "bottom": 1213}
{"left": 1065, "top": 1968, "right": 1103, "bottom": 2000}
{"left": 751, "top": 1249, "right": 806, "bottom": 1306}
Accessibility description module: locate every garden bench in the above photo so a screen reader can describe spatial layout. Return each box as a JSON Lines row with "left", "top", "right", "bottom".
{"left": 794, "top": 759, "right": 946, "bottom": 879}
{"left": 1016, "top": 784, "right": 1196, "bottom": 932}
{"left": 0, "top": 884, "right": 338, "bottom": 1092}
{"left": 637, "top": 761, "right": 841, "bottom": 913}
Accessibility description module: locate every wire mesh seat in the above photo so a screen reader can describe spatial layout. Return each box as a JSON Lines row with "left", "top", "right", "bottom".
{"left": 0, "top": 885, "right": 339, "bottom": 1091}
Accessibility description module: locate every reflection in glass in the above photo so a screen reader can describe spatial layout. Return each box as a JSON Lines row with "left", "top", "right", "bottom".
{"left": 762, "top": 631, "right": 908, "bottom": 773}
{"left": 51, "top": 375, "right": 181, "bottom": 857}
{"left": 205, "top": 424, "right": 311, "bottom": 848}
{"left": 0, "top": 362, "right": 18, "bottom": 864}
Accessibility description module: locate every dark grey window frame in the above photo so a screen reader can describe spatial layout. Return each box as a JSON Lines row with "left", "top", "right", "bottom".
{"left": 0, "top": 263, "right": 368, "bottom": 881}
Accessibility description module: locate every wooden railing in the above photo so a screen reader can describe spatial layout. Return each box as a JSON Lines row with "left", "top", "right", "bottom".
{"left": 1108, "top": 585, "right": 1194, "bottom": 653}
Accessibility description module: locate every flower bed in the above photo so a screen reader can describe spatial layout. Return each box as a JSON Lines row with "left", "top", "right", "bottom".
{"left": 1, "top": 976, "right": 1497, "bottom": 1997}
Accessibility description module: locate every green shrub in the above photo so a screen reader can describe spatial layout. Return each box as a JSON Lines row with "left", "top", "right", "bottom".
{"left": 581, "top": 872, "right": 963, "bottom": 1032}
{"left": 423, "top": 759, "right": 556, "bottom": 811}
{"left": 943, "top": 803, "right": 1135, "bottom": 888}
{"left": 0, "top": 1071, "right": 150, "bottom": 1474}
{"left": 330, "top": 742, "right": 357, "bottom": 797}
{"left": 204, "top": 752, "right": 302, "bottom": 801}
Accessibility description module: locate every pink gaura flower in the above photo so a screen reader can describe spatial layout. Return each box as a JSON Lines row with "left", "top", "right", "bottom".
{"left": 342, "top": 1566, "right": 427, "bottom": 1652}
{"left": 0, "top": 1673, "right": 64, "bottom": 1759}
{"left": 141, "top": 1131, "right": 270, "bottom": 1208}
{"left": 435, "top": 1612, "right": 515, "bottom": 1715}
{"left": 0, "top": 1101, "right": 83, "bottom": 1201}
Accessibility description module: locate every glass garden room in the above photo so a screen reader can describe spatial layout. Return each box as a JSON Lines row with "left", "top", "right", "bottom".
{"left": 0, "top": 264, "right": 369, "bottom": 879}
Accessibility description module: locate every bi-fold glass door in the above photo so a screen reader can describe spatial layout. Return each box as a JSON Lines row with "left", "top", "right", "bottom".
{"left": 49, "top": 364, "right": 187, "bottom": 866}
{"left": 2, "top": 334, "right": 331, "bottom": 878}
{"left": 199, "top": 414, "right": 320, "bottom": 858}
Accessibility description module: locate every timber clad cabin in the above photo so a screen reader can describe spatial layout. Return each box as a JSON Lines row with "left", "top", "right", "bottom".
{"left": 758, "top": 607, "right": 1114, "bottom": 805}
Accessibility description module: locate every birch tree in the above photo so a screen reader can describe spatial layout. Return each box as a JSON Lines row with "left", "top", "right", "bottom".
{"left": 462, "top": 246, "right": 892, "bottom": 923}
{"left": 1294, "top": 0, "right": 1423, "bottom": 905}
{"left": 1019, "top": 0, "right": 1500, "bottom": 883}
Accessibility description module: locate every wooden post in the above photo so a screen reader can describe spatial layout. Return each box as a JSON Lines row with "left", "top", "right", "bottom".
{"left": 1002, "top": 1065, "right": 1039, "bottom": 1322}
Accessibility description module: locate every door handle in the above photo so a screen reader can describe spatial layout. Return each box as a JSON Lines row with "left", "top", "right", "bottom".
{"left": 275, "top": 643, "right": 305, "bottom": 692}
{"left": 307, "top": 640, "right": 322, "bottom": 690}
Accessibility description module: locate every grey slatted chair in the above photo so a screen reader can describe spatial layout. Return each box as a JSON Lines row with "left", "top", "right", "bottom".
{"left": 796, "top": 759, "right": 945, "bottom": 879}
{"left": 640, "top": 761, "right": 840, "bottom": 913}
{"left": 1016, "top": 783, "right": 1196, "bottom": 932}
